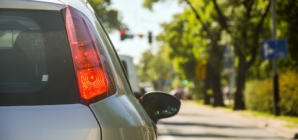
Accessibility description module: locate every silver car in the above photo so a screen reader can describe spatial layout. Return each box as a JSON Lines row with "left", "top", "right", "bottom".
{"left": 0, "top": 0, "right": 180, "bottom": 139}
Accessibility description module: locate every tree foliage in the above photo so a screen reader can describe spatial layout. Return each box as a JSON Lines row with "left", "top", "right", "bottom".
{"left": 276, "top": 0, "right": 298, "bottom": 70}
{"left": 144, "top": 0, "right": 226, "bottom": 106}
{"left": 88, "top": 0, "right": 127, "bottom": 32}
{"left": 141, "top": 0, "right": 298, "bottom": 112}
{"left": 137, "top": 48, "right": 173, "bottom": 91}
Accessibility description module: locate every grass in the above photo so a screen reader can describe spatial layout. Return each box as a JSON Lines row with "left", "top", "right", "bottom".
{"left": 240, "top": 110, "right": 298, "bottom": 124}
{"left": 195, "top": 99, "right": 205, "bottom": 105}
{"left": 242, "top": 110, "right": 298, "bottom": 129}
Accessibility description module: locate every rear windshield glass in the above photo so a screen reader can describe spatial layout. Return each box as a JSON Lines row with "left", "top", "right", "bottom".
{"left": 0, "top": 10, "right": 79, "bottom": 106}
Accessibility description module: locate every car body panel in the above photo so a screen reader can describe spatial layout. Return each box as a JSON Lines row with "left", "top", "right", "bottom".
{"left": 0, "top": 104, "right": 101, "bottom": 140}
{"left": 90, "top": 94, "right": 156, "bottom": 139}
{"left": 87, "top": 10, "right": 157, "bottom": 138}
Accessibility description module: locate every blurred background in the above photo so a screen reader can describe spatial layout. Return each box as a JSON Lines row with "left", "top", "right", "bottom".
{"left": 90, "top": 0, "right": 298, "bottom": 139}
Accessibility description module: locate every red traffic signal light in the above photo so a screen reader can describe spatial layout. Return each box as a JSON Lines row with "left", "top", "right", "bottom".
{"left": 120, "top": 29, "right": 125, "bottom": 41}
{"left": 119, "top": 29, "right": 134, "bottom": 41}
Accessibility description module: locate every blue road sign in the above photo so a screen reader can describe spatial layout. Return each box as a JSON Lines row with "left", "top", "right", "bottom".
{"left": 261, "top": 39, "right": 288, "bottom": 59}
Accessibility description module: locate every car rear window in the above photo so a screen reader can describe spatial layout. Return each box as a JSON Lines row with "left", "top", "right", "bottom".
{"left": 0, "top": 10, "right": 79, "bottom": 106}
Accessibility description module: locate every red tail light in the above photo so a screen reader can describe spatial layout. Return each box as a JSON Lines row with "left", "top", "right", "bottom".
{"left": 62, "top": 6, "right": 115, "bottom": 104}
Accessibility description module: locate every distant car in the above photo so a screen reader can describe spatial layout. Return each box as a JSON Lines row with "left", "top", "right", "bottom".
{"left": 170, "top": 88, "right": 184, "bottom": 99}
{"left": 139, "top": 82, "right": 155, "bottom": 95}
{"left": 0, "top": 0, "right": 180, "bottom": 140}
{"left": 170, "top": 88, "right": 192, "bottom": 100}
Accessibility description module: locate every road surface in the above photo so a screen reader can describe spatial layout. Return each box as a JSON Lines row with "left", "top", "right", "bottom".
{"left": 157, "top": 101, "right": 286, "bottom": 140}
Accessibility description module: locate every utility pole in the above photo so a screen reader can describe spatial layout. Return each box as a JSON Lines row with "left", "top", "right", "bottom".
{"left": 148, "top": 31, "right": 152, "bottom": 44}
{"left": 271, "top": 0, "right": 280, "bottom": 116}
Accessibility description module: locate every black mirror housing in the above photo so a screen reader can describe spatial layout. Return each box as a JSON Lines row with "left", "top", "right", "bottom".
{"left": 140, "top": 91, "right": 181, "bottom": 123}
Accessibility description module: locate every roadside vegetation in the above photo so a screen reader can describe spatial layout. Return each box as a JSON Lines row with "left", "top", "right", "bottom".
{"left": 88, "top": 0, "right": 298, "bottom": 118}
{"left": 137, "top": 0, "right": 298, "bottom": 119}
{"left": 245, "top": 70, "right": 298, "bottom": 116}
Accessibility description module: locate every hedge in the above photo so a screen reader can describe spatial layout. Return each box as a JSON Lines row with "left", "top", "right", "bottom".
{"left": 245, "top": 70, "right": 298, "bottom": 116}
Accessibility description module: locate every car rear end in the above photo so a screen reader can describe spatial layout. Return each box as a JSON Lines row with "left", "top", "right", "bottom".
{"left": 0, "top": 0, "right": 156, "bottom": 140}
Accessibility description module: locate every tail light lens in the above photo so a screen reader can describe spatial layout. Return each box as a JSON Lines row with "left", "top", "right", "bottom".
{"left": 62, "top": 6, "right": 116, "bottom": 105}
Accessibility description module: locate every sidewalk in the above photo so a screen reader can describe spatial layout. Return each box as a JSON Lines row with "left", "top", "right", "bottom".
{"left": 182, "top": 100, "right": 298, "bottom": 140}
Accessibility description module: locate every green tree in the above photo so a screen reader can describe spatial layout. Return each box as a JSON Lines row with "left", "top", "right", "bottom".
{"left": 143, "top": 0, "right": 225, "bottom": 106}
{"left": 276, "top": 0, "right": 298, "bottom": 70}
{"left": 144, "top": 0, "right": 298, "bottom": 114}
{"left": 223, "top": 0, "right": 298, "bottom": 80}
{"left": 211, "top": 0, "right": 271, "bottom": 110}
{"left": 88, "top": 0, "right": 127, "bottom": 32}
{"left": 137, "top": 48, "right": 173, "bottom": 91}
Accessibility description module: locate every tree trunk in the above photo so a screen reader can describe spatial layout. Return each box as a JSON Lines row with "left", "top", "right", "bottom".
{"left": 203, "top": 84, "right": 211, "bottom": 105}
{"left": 203, "top": 62, "right": 212, "bottom": 105}
{"left": 233, "top": 56, "right": 247, "bottom": 110}
{"left": 212, "top": 72, "right": 225, "bottom": 107}
{"left": 209, "top": 40, "right": 225, "bottom": 107}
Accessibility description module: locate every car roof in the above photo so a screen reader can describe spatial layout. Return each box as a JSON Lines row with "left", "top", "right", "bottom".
{"left": 0, "top": 0, "right": 90, "bottom": 11}
{"left": 0, "top": 0, "right": 64, "bottom": 10}
{"left": 0, "top": 0, "right": 97, "bottom": 28}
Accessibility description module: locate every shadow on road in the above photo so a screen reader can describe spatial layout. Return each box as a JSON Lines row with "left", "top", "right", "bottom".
{"left": 160, "top": 121, "right": 256, "bottom": 129}
{"left": 157, "top": 101, "right": 286, "bottom": 140}
{"left": 158, "top": 132, "right": 282, "bottom": 139}
{"left": 178, "top": 112, "right": 213, "bottom": 117}
{"left": 157, "top": 120, "right": 285, "bottom": 139}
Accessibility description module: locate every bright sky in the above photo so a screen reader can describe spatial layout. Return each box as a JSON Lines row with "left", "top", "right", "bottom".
{"left": 108, "top": 0, "right": 184, "bottom": 64}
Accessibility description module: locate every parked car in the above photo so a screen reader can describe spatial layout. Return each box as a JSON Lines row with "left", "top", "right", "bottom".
{"left": 139, "top": 82, "right": 155, "bottom": 95}
{"left": 119, "top": 54, "right": 142, "bottom": 98}
{"left": 170, "top": 88, "right": 184, "bottom": 99}
{"left": 0, "top": 0, "right": 180, "bottom": 140}
{"left": 169, "top": 88, "right": 192, "bottom": 100}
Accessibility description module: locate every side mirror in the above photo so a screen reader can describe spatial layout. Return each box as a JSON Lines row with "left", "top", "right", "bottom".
{"left": 140, "top": 91, "right": 181, "bottom": 124}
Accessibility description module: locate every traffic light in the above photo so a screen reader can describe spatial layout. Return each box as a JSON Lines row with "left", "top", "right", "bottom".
{"left": 119, "top": 29, "right": 134, "bottom": 41}
{"left": 148, "top": 31, "right": 152, "bottom": 44}
{"left": 120, "top": 29, "right": 125, "bottom": 41}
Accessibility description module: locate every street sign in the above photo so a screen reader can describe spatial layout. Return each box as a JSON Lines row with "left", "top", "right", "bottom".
{"left": 261, "top": 39, "right": 288, "bottom": 59}
{"left": 195, "top": 61, "right": 206, "bottom": 80}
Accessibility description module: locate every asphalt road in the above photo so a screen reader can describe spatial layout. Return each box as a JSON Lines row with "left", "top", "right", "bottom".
{"left": 157, "top": 101, "right": 286, "bottom": 140}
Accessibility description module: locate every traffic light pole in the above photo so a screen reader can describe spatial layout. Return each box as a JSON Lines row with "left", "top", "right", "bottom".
{"left": 148, "top": 31, "right": 152, "bottom": 44}
{"left": 271, "top": 0, "right": 280, "bottom": 116}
